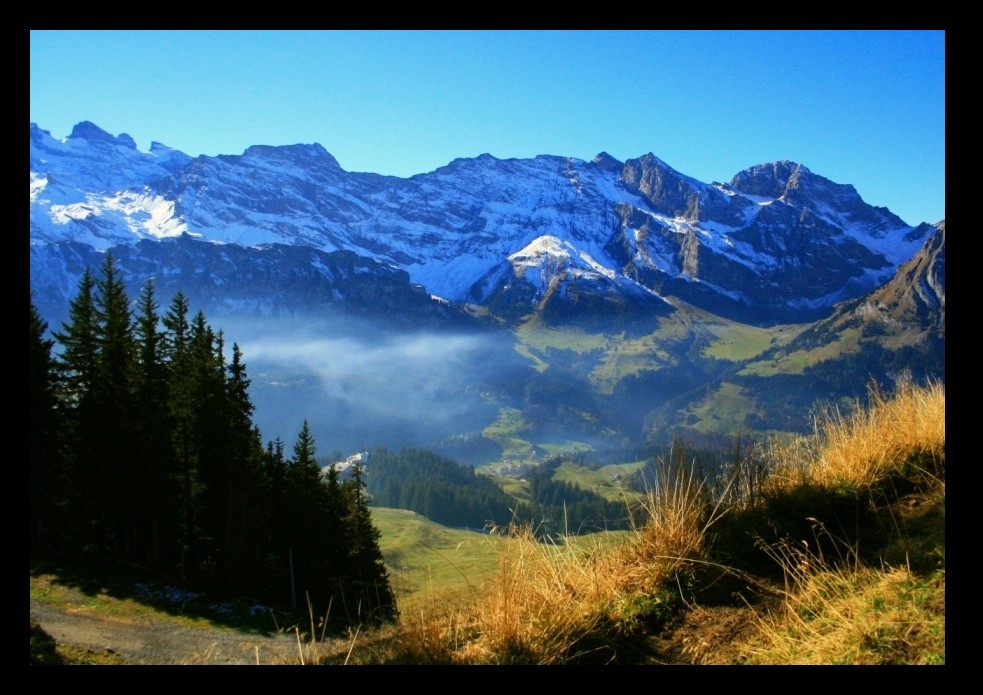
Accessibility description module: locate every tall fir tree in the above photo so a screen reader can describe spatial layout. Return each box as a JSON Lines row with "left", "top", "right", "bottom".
{"left": 285, "top": 421, "right": 334, "bottom": 610}
{"left": 343, "top": 463, "right": 398, "bottom": 623}
{"left": 30, "top": 297, "right": 64, "bottom": 554}
{"left": 162, "top": 291, "right": 200, "bottom": 578}
{"left": 91, "top": 253, "right": 139, "bottom": 558}
{"left": 216, "top": 344, "right": 269, "bottom": 593}
{"left": 53, "top": 269, "right": 102, "bottom": 555}
{"left": 132, "top": 280, "right": 179, "bottom": 567}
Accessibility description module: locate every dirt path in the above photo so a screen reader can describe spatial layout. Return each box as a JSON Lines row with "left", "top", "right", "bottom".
{"left": 30, "top": 595, "right": 312, "bottom": 665}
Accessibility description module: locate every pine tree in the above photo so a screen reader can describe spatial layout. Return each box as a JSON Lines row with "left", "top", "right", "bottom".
{"left": 91, "top": 252, "right": 138, "bottom": 558}
{"left": 284, "top": 421, "right": 336, "bottom": 610}
{"left": 132, "top": 280, "right": 179, "bottom": 566}
{"left": 30, "top": 297, "right": 63, "bottom": 554}
{"left": 187, "top": 312, "right": 232, "bottom": 579}
{"left": 343, "top": 463, "right": 398, "bottom": 623}
{"left": 53, "top": 269, "right": 102, "bottom": 554}
{"left": 54, "top": 270, "right": 99, "bottom": 408}
{"left": 162, "top": 291, "right": 200, "bottom": 577}
{"left": 219, "top": 344, "right": 269, "bottom": 592}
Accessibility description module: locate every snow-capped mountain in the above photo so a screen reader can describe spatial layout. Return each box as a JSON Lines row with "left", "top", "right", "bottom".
{"left": 30, "top": 121, "right": 937, "bottom": 327}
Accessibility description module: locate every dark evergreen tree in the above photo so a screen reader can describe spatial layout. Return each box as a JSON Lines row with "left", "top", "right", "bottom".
{"left": 218, "top": 345, "right": 270, "bottom": 593}
{"left": 343, "top": 463, "right": 398, "bottom": 624}
{"left": 53, "top": 269, "right": 102, "bottom": 555}
{"left": 285, "top": 421, "right": 325, "bottom": 600}
{"left": 132, "top": 280, "right": 179, "bottom": 567}
{"left": 90, "top": 252, "right": 139, "bottom": 558}
{"left": 161, "top": 292, "right": 201, "bottom": 578}
{"left": 187, "top": 313, "right": 233, "bottom": 581}
{"left": 54, "top": 269, "right": 99, "bottom": 411}
{"left": 261, "top": 437, "right": 293, "bottom": 600}
{"left": 30, "top": 297, "right": 64, "bottom": 554}
{"left": 284, "top": 421, "right": 347, "bottom": 614}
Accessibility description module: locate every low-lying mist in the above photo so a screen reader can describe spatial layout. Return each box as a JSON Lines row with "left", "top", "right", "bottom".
{"left": 216, "top": 315, "right": 526, "bottom": 458}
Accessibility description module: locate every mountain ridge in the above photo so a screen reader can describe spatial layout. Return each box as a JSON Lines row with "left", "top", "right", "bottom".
{"left": 30, "top": 121, "right": 936, "bottom": 328}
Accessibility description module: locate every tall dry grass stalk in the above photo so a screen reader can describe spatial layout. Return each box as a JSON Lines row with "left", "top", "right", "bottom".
{"left": 768, "top": 376, "right": 945, "bottom": 491}
{"left": 738, "top": 378, "right": 947, "bottom": 664}
{"left": 618, "top": 452, "right": 723, "bottom": 591}
{"left": 455, "top": 449, "right": 726, "bottom": 663}
{"left": 456, "top": 528, "right": 624, "bottom": 663}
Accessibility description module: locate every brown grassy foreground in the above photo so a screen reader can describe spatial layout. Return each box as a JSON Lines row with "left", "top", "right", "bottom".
{"left": 35, "top": 378, "right": 941, "bottom": 665}
{"left": 324, "top": 377, "right": 944, "bottom": 664}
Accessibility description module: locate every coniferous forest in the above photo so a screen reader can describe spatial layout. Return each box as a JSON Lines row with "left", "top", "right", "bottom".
{"left": 29, "top": 254, "right": 397, "bottom": 625}
{"left": 366, "top": 448, "right": 632, "bottom": 535}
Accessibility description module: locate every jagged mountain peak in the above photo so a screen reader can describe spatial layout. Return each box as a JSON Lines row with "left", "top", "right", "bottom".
{"left": 67, "top": 120, "right": 137, "bottom": 149}
{"left": 30, "top": 122, "right": 52, "bottom": 143}
{"left": 731, "top": 160, "right": 863, "bottom": 202}
{"left": 619, "top": 152, "right": 751, "bottom": 226}
{"left": 732, "top": 160, "right": 911, "bottom": 230}
{"left": 621, "top": 152, "right": 698, "bottom": 195}
{"left": 241, "top": 141, "right": 342, "bottom": 170}
{"left": 590, "top": 151, "right": 623, "bottom": 171}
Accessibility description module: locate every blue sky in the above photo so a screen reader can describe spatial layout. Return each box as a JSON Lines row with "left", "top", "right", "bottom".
{"left": 30, "top": 30, "right": 944, "bottom": 226}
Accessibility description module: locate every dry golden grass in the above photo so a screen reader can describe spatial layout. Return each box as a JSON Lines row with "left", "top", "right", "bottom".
{"left": 353, "top": 530, "right": 626, "bottom": 664}
{"left": 735, "top": 377, "right": 946, "bottom": 664}
{"left": 616, "top": 456, "right": 722, "bottom": 593}
{"left": 458, "top": 529, "right": 624, "bottom": 663}
{"left": 741, "top": 560, "right": 945, "bottom": 664}
{"left": 490, "top": 454, "right": 730, "bottom": 663}
{"left": 766, "top": 376, "right": 944, "bottom": 491}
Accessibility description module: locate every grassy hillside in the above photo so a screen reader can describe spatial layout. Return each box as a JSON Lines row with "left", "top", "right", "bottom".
{"left": 494, "top": 293, "right": 942, "bottom": 458}
{"left": 372, "top": 508, "right": 506, "bottom": 613}
{"left": 342, "top": 377, "right": 945, "bottom": 664}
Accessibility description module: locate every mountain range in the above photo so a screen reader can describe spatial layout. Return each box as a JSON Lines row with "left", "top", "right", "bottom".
{"left": 29, "top": 121, "right": 945, "bottom": 459}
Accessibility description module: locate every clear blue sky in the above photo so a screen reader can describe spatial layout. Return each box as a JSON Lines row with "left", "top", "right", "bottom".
{"left": 30, "top": 30, "right": 945, "bottom": 226}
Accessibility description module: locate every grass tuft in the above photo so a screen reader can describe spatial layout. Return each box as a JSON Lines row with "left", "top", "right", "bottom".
{"left": 769, "top": 376, "right": 944, "bottom": 492}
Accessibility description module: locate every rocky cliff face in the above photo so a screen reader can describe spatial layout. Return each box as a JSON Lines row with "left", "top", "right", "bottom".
{"left": 783, "top": 220, "right": 945, "bottom": 360}
{"left": 861, "top": 221, "right": 945, "bottom": 338}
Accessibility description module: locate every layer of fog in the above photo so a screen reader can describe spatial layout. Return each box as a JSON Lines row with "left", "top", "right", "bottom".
{"left": 219, "top": 317, "right": 524, "bottom": 458}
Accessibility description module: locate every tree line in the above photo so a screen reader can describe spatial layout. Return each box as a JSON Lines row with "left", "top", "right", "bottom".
{"left": 30, "top": 254, "right": 395, "bottom": 624}
{"left": 522, "top": 457, "right": 631, "bottom": 536}
{"left": 366, "top": 448, "right": 631, "bottom": 536}
{"left": 367, "top": 447, "right": 515, "bottom": 529}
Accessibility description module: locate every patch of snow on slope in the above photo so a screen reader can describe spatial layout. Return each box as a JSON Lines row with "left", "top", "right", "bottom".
{"left": 577, "top": 248, "right": 617, "bottom": 280}
{"left": 49, "top": 201, "right": 97, "bottom": 224}
{"left": 30, "top": 173, "right": 47, "bottom": 200}
{"left": 634, "top": 210, "right": 782, "bottom": 274}
{"left": 103, "top": 191, "right": 188, "bottom": 238}
{"left": 508, "top": 235, "right": 617, "bottom": 283}
{"left": 509, "top": 235, "right": 572, "bottom": 265}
